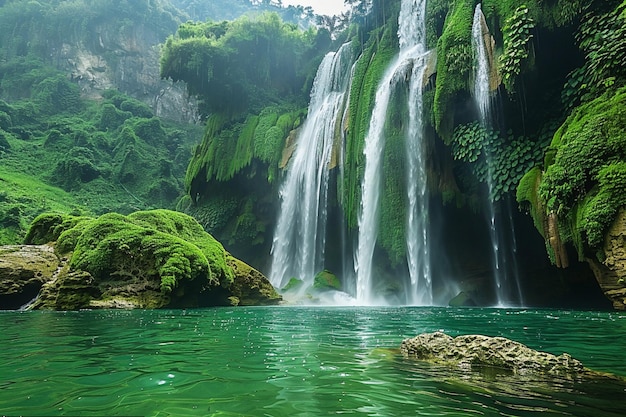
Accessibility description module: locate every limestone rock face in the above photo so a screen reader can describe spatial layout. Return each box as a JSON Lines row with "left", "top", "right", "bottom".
{"left": 0, "top": 245, "right": 60, "bottom": 309}
{"left": 587, "top": 210, "right": 626, "bottom": 309}
{"left": 55, "top": 23, "right": 198, "bottom": 123}
{"left": 29, "top": 270, "right": 101, "bottom": 311}
{"left": 401, "top": 332, "right": 590, "bottom": 377}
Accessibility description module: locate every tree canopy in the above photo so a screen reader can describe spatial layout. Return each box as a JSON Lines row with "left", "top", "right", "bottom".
{"left": 161, "top": 12, "right": 327, "bottom": 117}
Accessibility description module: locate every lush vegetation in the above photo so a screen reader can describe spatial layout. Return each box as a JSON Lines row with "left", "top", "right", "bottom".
{"left": 516, "top": 1, "right": 626, "bottom": 263}
{"left": 2, "top": 0, "right": 626, "bottom": 303}
{"left": 0, "top": 59, "right": 201, "bottom": 245}
{"left": 161, "top": 12, "right": 331, "bottom": 262}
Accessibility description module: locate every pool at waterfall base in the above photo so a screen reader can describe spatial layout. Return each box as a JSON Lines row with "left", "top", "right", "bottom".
{"left": 1, "top": 307, "right": 625, "bottom": 416}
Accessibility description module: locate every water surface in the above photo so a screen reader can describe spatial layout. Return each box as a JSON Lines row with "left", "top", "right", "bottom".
{"left": 1, "top": 307, "right": 625, "bottom": 416}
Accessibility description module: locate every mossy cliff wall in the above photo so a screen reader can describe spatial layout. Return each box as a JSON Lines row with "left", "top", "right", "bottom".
{"left": 172, "top": 0, "right": 624, "bottom": 307}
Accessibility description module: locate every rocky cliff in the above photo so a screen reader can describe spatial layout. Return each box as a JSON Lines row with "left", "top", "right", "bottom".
{"left": 52, "top": 15, "right": 199, "bottom": 122}
{"left": 587, "top": 210, "right": 626, "bottom": 309}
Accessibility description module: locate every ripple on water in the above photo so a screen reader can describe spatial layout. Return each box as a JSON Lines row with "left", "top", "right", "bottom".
{"left": 0, "top": 307, "right": 625, "bottom": 416}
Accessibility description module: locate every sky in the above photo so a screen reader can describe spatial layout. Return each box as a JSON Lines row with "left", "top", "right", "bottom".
{"left": 281, "top": 0, "right": 350, "bottom": 16}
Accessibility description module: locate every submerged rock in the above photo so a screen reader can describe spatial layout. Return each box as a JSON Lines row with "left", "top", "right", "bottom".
{"left": 400, "top": 332, "right": 605, "bottom": 378}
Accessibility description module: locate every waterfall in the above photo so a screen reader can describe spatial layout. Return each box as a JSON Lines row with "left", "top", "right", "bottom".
{"left": 355, "top": 0, "right": 430, "bottom": 305}
{"left": 472, "top": 4, "right": 491, "bottom": 124}
{"left": 269, "top": 43, "right": 353, "bottom": 290}
{"left": 472, "top": 4, "right": 522, "bottom": 306}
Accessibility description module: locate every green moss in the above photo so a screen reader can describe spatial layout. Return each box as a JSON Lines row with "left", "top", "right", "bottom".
{"left": 343, "top": 24, "right": 397, "bottom": 229}
{"left": 281, "top": 277, "right": 304, "bottom": 292}
{"left": 26, "top": 209, "right": 235, "bottom": 293}
{"left": 433, "top": 0, "right": 473, "bottom": 142}
{"left": 25, "top": 212, "right": 90, "bottom": 246}
{"left": 540, "top": 88, "right": 626, "bottom": 213}
{"left": 523, "top": 87, "right": 626, "bottom": 261}
{"left": 582, "top": 162, "right": 626, "bottom": 249}
{"left": 185, "top": 106, "right": 301, "bottom": 191}
{"left": 127, "top": 209, "right": 234, "bottom": 286}
{"left": 313, "top": 269, "right": 341, "bottom": 291}
{"left": 516, "top": 166, "right": 544, "bottom": 235}
{"left": 379, "top": 92, "right": 408, "bottom": 265}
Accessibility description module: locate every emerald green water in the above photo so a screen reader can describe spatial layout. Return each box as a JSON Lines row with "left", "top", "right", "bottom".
{"left": 1, "top": 307, "right": 625, "bottom": 416}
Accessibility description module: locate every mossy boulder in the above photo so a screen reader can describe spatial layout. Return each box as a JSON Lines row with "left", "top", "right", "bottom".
{"left": 313, "top": 269, "right": 341, "bottom": 291}
{"left": 21, "top": 209, "right": 280, "bottom": 309}
{"left": 281, "top": 277, "right": 304, "bottom": 292}
{"left": 226, "top": 255, "right": 282, "bottom": 306}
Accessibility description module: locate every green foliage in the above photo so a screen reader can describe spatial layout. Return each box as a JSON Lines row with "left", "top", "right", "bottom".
{"left": 532, "top": 87, "right": 626, "bottom": 258}
{"left": 433, "top": 0, "right": 473, "bottom": 142}
{"left": 0, "top": 111, "right": 12, "bottom": 130}
{"left": 499, "top": 6, "right": 535, "bottom": 93}
{"left": 567, "top": 1, "right": 626, "bottom": 105}
{"left": 452, "top": 122, "right": 545, "bottom": 202}
{"left": 0, "top": 64, "right": 201, "bottom": 243}
{"left": 161, "top": 13, "right": 317, "bottom": 117}
{"left": 0, "top": 130, "right": 10, "bottom": 152}
{"left": 51, "top": 147, "right": 100, "bottom": 191}
{"left": 343, "top": 24, "right": 396, "bottom": 229}
{"left": 425, "top": 0, "right": 453, "bottom": 50}
{"left": 32, "top": 74, "right": 82, "bottom": 114}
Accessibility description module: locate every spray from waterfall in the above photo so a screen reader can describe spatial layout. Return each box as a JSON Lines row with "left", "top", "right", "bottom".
{"left": 355, "top": 0, "right": 431, "bottom": 305}
{"left": 269, "top": 43, "right": 353, "bottom": 290}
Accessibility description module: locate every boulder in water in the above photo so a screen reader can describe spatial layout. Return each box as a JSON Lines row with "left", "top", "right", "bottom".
{"left": 400, "top": 332, "right": 602, "bottom": 378}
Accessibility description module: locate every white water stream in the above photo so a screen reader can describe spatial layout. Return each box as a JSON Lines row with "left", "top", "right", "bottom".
{"left": 472, "top": 4, "right": 523, "bottom": 305}
{"left": 355, "top": 0, "right": 431, "bottom": 305}
{"left": 269, "top": 43, "right": 353, "bottom": 290}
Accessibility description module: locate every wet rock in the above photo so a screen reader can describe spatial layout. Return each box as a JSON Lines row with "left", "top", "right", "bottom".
{"left": 0, "top": 245, "right": 60, "bottom": 309}
{"left": 226, "top": 255, "right": 282, "bottom": 306}
{"left": 587, "top": 210, "right": 626, "bottom": 309}
{"left": 29, "top": 270, "right": 101, "bottom": 311}
{"left": 400, "top": 332, "right": 599, "bottom": 378}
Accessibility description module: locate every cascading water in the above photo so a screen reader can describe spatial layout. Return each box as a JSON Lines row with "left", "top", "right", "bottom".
{"left": 405, "top": 51, "right": 431, "bottom": 306}
{"left": 472, "top": 4, "right": 523, "bottom": 306}
{"left": 472, "top": 4, "right": 491, "bottom": 124}
{"left": 269, "top": 43, "right": 353, "bottom": 291}
{"left": 355, "top": 0, "right": 431, "bottom": 305}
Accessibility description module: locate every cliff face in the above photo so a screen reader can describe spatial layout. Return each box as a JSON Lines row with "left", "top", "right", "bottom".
{"left": 0, "top": 1, "right": 202, "bottom": 123}
{"left": 54, "top": 20, "right": 199, "bottom": 123}
{"left": 587, "top": 210, "right": 626, "bottom": 310}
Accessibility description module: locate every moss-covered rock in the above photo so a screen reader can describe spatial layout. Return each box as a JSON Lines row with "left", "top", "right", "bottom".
{"left": 226, "top": 255, "right": 281, "bottom": 306}
{"left": 313, "top": 269, "right": 341, "bottom": 291}
{"left": 18, "top": 209, "right": 280, "bottom": 309}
